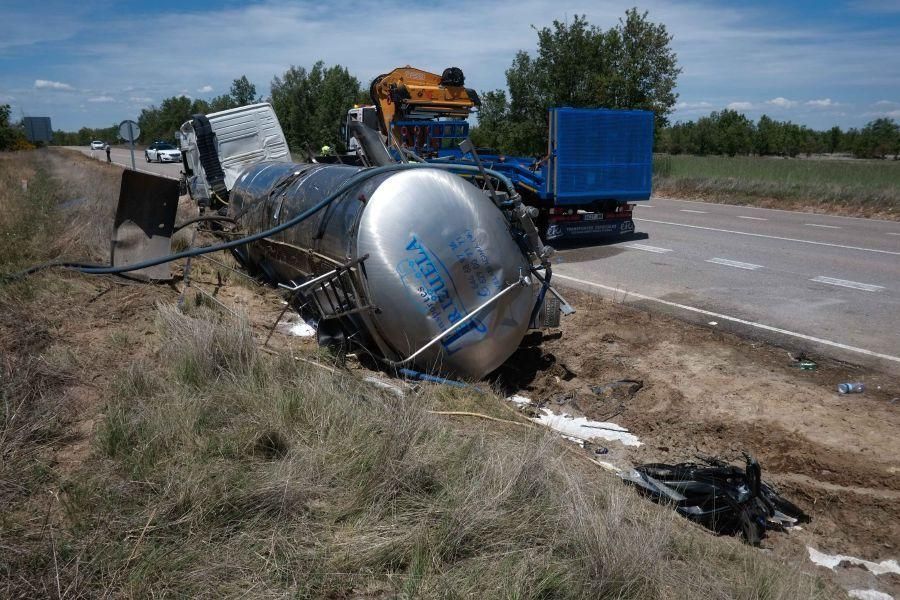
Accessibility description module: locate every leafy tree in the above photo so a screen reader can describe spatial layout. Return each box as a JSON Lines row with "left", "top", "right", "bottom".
{"left": 600, "top": 9, "right": 680, "bottom": 125}
{"left": 754, "top": 115, "right": 778, "bottom": 156}
{"left": 827, "top": 126, "right": 842, "bottom": 154}
{"left": 469, "top": 90, "right": 509, "bottom": 149}
{"left": 230, "top": 75, "right": 258, "bottom": 106}
{"left": 477, "top": 11, "right": 681, "bottom": 155}
{"left": 270, "top": 61, "right": 363, "bottom": 152}
{"left": 854, "top": 118, "right": 899, "bottom": 158}
{"left": 206, "top": 75, "right": 260, "bottom": 112}
{"left": 0, "top": 104, "right": 20, "bottom": 150}
{"left": 716, "top": 109, "right": 754, "bottom": 156}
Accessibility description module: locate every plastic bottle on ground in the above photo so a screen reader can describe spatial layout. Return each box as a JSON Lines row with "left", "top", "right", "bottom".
{"left": 837, "top": 383, "right": 864, "bottom": 394}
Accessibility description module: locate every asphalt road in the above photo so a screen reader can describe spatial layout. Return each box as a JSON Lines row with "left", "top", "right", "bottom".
{"left": 553, "top": 197, "right": 900, "bottom": 372}
{"left": 69, "top": 145, "right": 182, "bottom": 179}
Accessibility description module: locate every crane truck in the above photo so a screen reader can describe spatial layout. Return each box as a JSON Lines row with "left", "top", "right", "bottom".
{"left": 344, "top": 66, "right": 654, "bottom": 243}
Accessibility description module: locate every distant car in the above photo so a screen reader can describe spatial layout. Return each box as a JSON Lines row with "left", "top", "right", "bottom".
{"left": 90, "top": 140, "right": 106, "bottom": 150}
{"left": 145, "top": 142, "right": 182, "bottom": 163}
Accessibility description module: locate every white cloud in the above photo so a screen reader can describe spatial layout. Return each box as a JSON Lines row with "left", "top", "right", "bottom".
{"left": 129, "top": 96, "right": 152, "bottom": 103}
{"left": 87, "top": 95, "right": 115, "bottom": 103}
{"left": 726, "top": 101, "right": 754, "bottom": 111}
{"left": 766, "top": 97, "right": 797, "bottom": 108}
{"left": 7, "top": 0, "right": 899, "bottom": 130}
{"left": 198, "top": 85, "right": 213, "bottom": 93}
{"left": 34, "top": 79, "right": 73, "bottom": 91}
{"left": 805, "top": 98, "right": 837, "bottom": 108}
{"left": 874, "top": 100, "right": 898, "bottom": 107}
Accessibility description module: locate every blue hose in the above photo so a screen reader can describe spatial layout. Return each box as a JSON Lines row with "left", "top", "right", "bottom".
{"left": 398, "top": 368, "right": 485, "bottom": 393}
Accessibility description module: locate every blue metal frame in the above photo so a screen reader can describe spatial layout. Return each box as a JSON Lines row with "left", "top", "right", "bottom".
{"left": 424, "top": 108, "right": 654, "bottom": 207}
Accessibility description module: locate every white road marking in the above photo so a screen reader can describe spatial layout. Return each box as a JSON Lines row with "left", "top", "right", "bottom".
{"left": 810, "top": 276, "right": 884, "bottom": 292}
{"left": 887, "top": 232, "right": 900, "bottom": 236}
{"left": 624, "top": 243, "right": 672, "bottom": 253}
{"left": 737, "top": 216, "right": 767, "bottom": 221}
{"left": 635, "top": 218, "right": 900, "bottom": 256}
{"left": 706, "top": 258, "right": 764, "bottom": 270}
{"left": 637, "top": 204, "right": 654, "bottom": 208}
{"left": 804, "top": 223, "right": 841, "bottom": 229}
{"left": 553, "top": 273, "right": 900, "bottom": 364}
{"left": 680, "top": 209, "right": 707, "bottom": 214}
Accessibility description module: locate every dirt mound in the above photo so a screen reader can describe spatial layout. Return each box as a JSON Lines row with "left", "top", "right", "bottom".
{"left": 503, "top": 286, "right": 900, "bottom": 597}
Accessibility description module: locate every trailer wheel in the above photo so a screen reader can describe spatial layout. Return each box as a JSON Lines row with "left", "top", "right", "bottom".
{"left": 540, "top": 293, "right": 561, "bottom": 328}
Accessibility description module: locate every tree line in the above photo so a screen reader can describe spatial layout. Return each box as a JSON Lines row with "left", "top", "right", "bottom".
{"left": 51, "top": 68, "right": 365, "bottom": 152}
{"left": 50, "top": 10, "right": 676, "bottom": 154}
{"left": 45, "top": 8, "right": 897, "bottom": 161}
{"left": 657, "top": 110, "right": 900, "bottom": 159}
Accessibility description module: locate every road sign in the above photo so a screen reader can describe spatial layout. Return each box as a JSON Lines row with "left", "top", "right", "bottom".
{"left": 118, "top": 120, "right": 140, "bottom": 142}
{"left": 24, "top": 117, "right": 52, "bottom": 143}
{"left": 118, "top": 120, "right": 140, "bottom": 170}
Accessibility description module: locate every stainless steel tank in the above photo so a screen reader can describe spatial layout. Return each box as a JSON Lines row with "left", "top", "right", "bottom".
{"left": 229, "top": 161, "right": 538, "bottom": 379}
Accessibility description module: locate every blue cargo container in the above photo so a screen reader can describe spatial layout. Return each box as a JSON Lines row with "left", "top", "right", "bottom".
{"left": 545, "top": 108, "right": 653, "bottom": 203}
{"left": 426, "top": 107, "right": 654, "bottom": 242}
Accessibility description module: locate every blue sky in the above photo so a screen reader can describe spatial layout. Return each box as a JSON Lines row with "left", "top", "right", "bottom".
{"left": 1, "top": 0, "right": 898, "bottom": 132}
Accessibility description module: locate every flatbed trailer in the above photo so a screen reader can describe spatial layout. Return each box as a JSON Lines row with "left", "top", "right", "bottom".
{"left": 430, "top": 108, "right": 654, "bottom": 242}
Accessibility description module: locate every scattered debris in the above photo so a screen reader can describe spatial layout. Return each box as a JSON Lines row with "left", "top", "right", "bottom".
{"left": 363, "top": 376, "right": 406, "bottom": 398}
{"left": 506, "top": 394, "right": 641, "bottom": 446}
{"left": 590, "top": 379, "right": 643, "bottom": 401}
{"left": 277, "top": 316, "right": 316, "bottom": 338}
{"left": 788, "top": 351, "right": 818, "bottom": 370}
{"left": 620, "top": 455, "right": 809, "bottom": 545}
{"left": 837, "top": 382, "right": 865, "bottom": 394}
{"left": 508, "top": 394, "right": 532, "bottom": 406}
{"left": 531, "top": 408, "right": 642, "bottom": 446}
{"left": 807, "top": 547, "right": 900, "bottom": 577}
{"left": 708, "top": 321, "right": 718, "bottom": 326}
{"left": 848, "top": 590, "right": 894, "bottom": 600}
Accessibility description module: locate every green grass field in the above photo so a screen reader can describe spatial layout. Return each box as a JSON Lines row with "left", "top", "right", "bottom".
{"left": 653, "top": 154, "right": 900, "bottom": 219}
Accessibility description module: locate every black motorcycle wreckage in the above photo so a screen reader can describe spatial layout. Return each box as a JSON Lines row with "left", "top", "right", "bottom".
{"left": 620, "top": 454, "right": 809, "bottom": 545}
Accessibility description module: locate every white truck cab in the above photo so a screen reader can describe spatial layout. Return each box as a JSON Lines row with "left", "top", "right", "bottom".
{"left": 179, "top": 103, "right": 291, "bottom": 206}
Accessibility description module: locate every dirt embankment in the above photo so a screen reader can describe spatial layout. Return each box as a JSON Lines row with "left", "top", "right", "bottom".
{"left": 493, "top": 287, "right": 900, "bottom": 597}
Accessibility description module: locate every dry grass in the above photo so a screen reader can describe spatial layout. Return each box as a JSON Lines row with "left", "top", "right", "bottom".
{"left": 31, "top": 305, "right": 825, "bottom": 598}
{"left": 0, "top": 149, "right": 839, "bottom": 598}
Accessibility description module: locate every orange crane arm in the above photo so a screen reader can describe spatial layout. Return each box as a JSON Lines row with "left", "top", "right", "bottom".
{"left": 369, "top": 66, "right": 480, "bottom": 138}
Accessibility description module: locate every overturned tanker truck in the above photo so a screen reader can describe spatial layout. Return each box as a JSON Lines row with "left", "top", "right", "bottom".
{"left": 177, "top": 103, "right": 571, "bottom": 379}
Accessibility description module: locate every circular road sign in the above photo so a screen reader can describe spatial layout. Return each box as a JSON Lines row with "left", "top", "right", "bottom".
{"left": 118, "top": 120, "right": 141, "bottom": 142}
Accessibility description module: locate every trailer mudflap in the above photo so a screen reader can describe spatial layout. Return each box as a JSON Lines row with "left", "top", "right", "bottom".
{"left": 110, "top": 170, "right": 180, "bottom": 281}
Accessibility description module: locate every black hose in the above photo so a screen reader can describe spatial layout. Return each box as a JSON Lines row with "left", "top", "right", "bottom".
{"left": 5, "top": 162, "right": 505, "bottom": 281}
{"left": 173, "top": 215, "right": 237, "bottom": 232}
{"left": 5, "top": 162, "right": 524, "bottom": 282}
{"left": 5, "top": 163, "right": 401, "bottom": 280}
